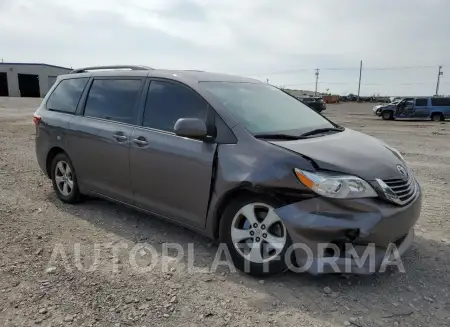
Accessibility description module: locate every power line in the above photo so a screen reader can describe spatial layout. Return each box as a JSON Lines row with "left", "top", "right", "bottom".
{"left": 253, "top": 62, "right": 448, "bottom": 95}
{"left": 358, "top": 65, "right": 437, "bottom": 71}
{"left": 243, "top": 64, "right": 446, "bottom": 77}
{"left": 244, "top": 68, "right": 311, "bottom": 76}
{"left": 284, "top": 81, "right": 448, "bottom": 87}
{"left": 317, "top": 65, "right": 437, "bottom": 71}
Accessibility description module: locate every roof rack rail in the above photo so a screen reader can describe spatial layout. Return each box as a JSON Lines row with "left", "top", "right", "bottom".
{"left": 69, "top": 65, "right": 154, "bottom": 74}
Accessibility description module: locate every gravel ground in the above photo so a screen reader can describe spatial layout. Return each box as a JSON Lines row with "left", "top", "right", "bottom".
{"left": 0, "top": 97, "right": 449, "bottom": 327}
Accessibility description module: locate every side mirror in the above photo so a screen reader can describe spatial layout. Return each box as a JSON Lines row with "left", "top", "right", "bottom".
{"left": 174, "top": 118, "right": 208, "bottom": 140}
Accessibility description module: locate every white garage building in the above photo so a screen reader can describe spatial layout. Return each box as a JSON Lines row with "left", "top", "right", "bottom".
{"left": 0, "top": 62, "right": 72, "bottom": 98}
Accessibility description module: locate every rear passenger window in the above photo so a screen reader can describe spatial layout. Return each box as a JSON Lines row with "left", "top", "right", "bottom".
{"left": 46, "top": 78, "right": 88, "bottom": 113}
{"left": 431, "top": 97, "right": 450, "bottom": 106}
{"left": 143, "top": 80, "right": 208, "bottom": 132}
{"left": 84, "top": 79, "right": 142, "bottom": 124}
{"left": 415, "top": 98, "right": 428, "bottom": 106}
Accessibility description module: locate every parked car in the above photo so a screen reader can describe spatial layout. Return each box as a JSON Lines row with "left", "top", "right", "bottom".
{"left": 372, "top": 99, "right": 407, "bottom": 116}
{"left": 347, "top": 94, "right": 358, "bottom": 101}
{"left": 296, "top": 96, "right": 327, "bottom": 112}
{"left": 34, "top": 65, "right": 421, "bottom": 276}
{"left": 376, "top": 97, "right": 450, "bottom": 121}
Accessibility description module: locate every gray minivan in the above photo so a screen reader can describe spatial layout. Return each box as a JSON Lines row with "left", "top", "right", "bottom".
{"left": 34, "top": 65, "right": 421, "bottom": 276}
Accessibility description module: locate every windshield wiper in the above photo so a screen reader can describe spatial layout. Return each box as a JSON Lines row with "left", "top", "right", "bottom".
{"left": 254, "top": 133, "right": 307, "bottom": 140}
{"left": 300, "top": 127, "right": 344, "bottom": 137}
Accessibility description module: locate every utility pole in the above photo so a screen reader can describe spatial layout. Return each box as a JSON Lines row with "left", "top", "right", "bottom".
{"left": 436, "top": 65, "right": 443, "bottom": 96}
{"left": 314, "top": 69, "right": 319, "bottom": 95}
{"left": 357, "top": 60, "right": 362, "bottom": 101}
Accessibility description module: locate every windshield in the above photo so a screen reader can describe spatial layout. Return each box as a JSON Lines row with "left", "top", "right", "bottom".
{"left": 201, "top": 82, "right": 334, "bottom": 135}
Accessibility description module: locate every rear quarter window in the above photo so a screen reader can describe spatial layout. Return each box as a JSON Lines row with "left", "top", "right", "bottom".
{"left": 431, "top": 97, "right": 450, "bottom": 106}
{"left": 46, "top": 78, "right": 89, "bottom": 113}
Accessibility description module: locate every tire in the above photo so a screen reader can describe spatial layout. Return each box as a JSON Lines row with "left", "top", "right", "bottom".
{"left": 51, "top": 152, "right": 81, "bottom": 204}
{"left": 220, "top": 195, "right": 292, "bottom": 277}
{"left": 431, "top": 113, "right": 444, "bottom": 122}
{"left": 382, "top": 111, "right": 393, "bottom": 120}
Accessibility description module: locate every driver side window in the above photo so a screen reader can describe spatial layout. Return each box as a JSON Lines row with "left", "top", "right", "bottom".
{"left": 143, "top": 80, "right": 208, "bottom": 132}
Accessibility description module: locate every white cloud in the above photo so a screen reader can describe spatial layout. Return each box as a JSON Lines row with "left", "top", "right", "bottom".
{"left": 0, "top": 0, "right": 449, "bottom": 95}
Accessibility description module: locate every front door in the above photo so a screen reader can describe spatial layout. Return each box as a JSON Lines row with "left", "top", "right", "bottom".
{"left": 403, "top": 101, "right": 415, "bottom": 117}
{"left": 68, "top": 77, "right": 144, "bottom": 203}
{"left": 130, "top": 80, "right": 216, "bottom": 228}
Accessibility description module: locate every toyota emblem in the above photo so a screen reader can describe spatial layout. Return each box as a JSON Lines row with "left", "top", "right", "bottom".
{"left": 397, "top": 165, "right": 408, "bottom": 178}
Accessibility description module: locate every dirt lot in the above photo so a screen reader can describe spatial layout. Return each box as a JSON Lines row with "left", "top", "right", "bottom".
{"left": 0, "top": 97, "right": 449, "bottom": 327}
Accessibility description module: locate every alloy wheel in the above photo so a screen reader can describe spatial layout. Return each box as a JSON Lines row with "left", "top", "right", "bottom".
{"left": 54, "top": 160, "right": 74, "bottom": 196}
{"left": 230, "top": 203, "right": 287, "bottom": 264}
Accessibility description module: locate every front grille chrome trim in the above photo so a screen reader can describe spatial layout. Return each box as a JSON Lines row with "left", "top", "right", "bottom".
{"left": 376, "top": 174, "right": 417, "bottom": 206}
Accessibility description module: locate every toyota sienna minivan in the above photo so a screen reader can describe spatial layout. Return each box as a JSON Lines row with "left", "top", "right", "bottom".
{"left": 34, "top": 65, "right": 421, "bottom": 276}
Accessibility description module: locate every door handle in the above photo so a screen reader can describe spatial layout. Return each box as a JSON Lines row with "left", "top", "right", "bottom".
{"left": 113, "top": 133, "right": 127, "bottom": 142}
{"left": 132, "top": 137, "right": 148, "bottom": 146}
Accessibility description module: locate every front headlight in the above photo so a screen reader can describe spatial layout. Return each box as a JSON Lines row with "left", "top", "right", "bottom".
{"left": 294, "top": 169, "right": 378, "bottom": 199}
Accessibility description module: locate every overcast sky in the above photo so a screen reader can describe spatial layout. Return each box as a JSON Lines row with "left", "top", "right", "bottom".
{"left": 1, "top": 0, "right": 449, "bottom": 96}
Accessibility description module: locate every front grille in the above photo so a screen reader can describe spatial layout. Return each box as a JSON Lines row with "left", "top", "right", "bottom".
{"left": 382, "top": 175, "right": 416, "bottom": 205}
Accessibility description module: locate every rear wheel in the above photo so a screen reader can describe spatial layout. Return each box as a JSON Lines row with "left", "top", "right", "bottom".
{"left": 431, "top": 113, "right": 444, "bottom": 122}
{"left": 51, "top": 153, "right": 81, "bottom": 204}
{"left": 220, "top": 195, "right": 291, "bottom": 276}
{"left": 382, "top": 110, "right": 393, "bottom": 120}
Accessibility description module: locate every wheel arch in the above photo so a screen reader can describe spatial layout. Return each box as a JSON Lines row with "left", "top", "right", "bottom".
{"left": 431, "top": 111, "right": 444, "bottom": 120}
{"left": 213, "top": 187, "right": 256, "bottom": 241}
{"left": 212, "top": 185, "right": 311, "bottom": 241}
{"left": 46, "top": 146, "right": 67, "bottom": 177}
{"left": 381, "top": 109, "right": 394, "bottom": 120}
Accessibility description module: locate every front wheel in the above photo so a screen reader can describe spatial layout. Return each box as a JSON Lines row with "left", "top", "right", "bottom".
{"left": 220, "top": 195, "right": 291, "bottom": 276}
{"left": 382, "top": 110, "right": 393, "bottom": 120}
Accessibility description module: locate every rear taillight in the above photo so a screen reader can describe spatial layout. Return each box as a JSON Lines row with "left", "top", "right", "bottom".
{"left": 33, "top": 114, "right": 41, "bottom": 126}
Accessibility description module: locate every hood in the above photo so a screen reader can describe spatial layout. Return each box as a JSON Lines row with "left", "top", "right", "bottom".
{"left": 376, "top": 103, "right": 396, "bottom": 110}
{"left": 269, "top": 129, "right": 405, "bottom": 181}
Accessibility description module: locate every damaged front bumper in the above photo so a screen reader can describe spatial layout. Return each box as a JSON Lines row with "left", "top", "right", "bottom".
{"left": 372, "top": 107, "right": 382, "bottom": 116}
{"left": 274, "top": 183, "right": 421, "bottom": 274}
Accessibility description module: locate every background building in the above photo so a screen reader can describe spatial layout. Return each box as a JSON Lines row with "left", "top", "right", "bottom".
{"left": 0, "top": 62, "right": 72, "bottom": 98}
